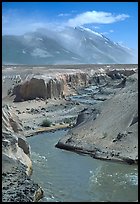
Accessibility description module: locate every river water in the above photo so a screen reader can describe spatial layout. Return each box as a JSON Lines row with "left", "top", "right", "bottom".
{"left": 27, "top": 130, "right": 138, "bottom": 202}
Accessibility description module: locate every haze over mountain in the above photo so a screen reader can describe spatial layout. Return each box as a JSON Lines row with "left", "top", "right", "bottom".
{"left": 2, "top": 26, "right": 136, "bottom": 65}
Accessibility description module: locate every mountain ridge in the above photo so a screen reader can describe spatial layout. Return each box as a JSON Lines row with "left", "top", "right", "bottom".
{"left": 2, "top": 26, "right": 136, "bottom": 65}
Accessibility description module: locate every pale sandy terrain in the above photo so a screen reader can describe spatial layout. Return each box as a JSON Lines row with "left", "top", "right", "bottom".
{"left": 4, "top": 98, "right": 86, "bottom": 136}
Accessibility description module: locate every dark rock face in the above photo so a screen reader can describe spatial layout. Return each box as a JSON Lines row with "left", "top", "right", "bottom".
{"left": 66, "top": 73, "right": 88, "bottom": 87}
{"left": 2, "top": 154, "right": 43, "bottom": 202}
{"left": 75, "top": 108, "right": 99, "bottom": 126}
{"left": 114, "top": 78, "right": 126, "bottom": 88}
{"left": 46, "top": 78, "right": 64, "bottom": 99}
{"left": 13, "top": 78, "right": 47, "bottom": 102}
{"left": 106, "top": 69, "right": 136, "bottom": 79}
{"left": 18, "top": 137, "right": 30, "bottom": 156}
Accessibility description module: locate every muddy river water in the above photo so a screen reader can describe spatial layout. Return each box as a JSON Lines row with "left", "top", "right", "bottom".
{"left": 27, "top": 130, "right": 138, "bottom": 202}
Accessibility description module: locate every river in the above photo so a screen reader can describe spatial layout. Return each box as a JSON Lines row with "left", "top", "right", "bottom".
{"left": 27, "top": 130, "right": 138, "bottom": 202}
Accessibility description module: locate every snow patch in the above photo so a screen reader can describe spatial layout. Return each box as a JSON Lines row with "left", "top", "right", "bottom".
{"left": 63, "top": 49, "right": 70, "bottom": 53}
{"left": 71, "top": 57, "right": 79, "bottom": 60}
{"left": 22, "top": 50, "right": 26, "bottom": 54}
{"left": 36, "top": 37, "right": 43, "bottom": 41}
{"left": 79, "top": 26, "right": 103, "bottom": 38}
{"left": 31, "top": 48, "right": 53, "bottom": 58}
{"left": 56, "top": 51, "right": 60, "bottom": 54}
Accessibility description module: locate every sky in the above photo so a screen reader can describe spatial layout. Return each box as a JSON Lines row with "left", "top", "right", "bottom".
{"left": 2, "top": 2, "right": 138, "bottom": 53}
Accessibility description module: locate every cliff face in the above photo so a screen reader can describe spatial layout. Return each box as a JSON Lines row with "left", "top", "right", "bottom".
{"left": 12, "top": 78, "right": 47, "bottom": 102}
{"left": 2, "top": 105, "right": 23, "bottom": 133}
{"left": 11, "top": 71, "right": 89, "bottom": 102}
{"left": 56, "top": 73, "right": 138, "bottom": 164}
{"left": 10, "top": 68, "right": 137, "bottom": 102}
{"left": 2, "top": 105, "right": 43, "bottom": 202}
{"left": 46, "top": 78, "right": 64, "bottom": 99}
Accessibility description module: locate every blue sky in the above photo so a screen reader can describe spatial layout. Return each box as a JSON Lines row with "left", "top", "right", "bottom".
{"left": 2, "top": 2, "right": 138, "bottom": 52}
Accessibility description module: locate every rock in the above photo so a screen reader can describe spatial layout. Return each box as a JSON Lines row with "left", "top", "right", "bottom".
{"left": 2, "top": 155, "right": 44, "bottom": 202}
{"left": 75, "top": 108, "right": 99, "bottom": 126}
{"left": 2, "top": 105, "right": 43, "bottom": 202}
{"left": 11, "top": 71, "right": 89, "bottom": 102}
{"left": 13, "top": 78, "right": 47, "bottom": 102}
{"left": 114, "top": 78, "right": 126, "bottom": 88}
{"left": 2, "top": 105, "right": 23, "bottom": 133}
{"left": 56, "top": 73, "right": 138, "bottom": 164}
{"left": 18, "top": 136, "right": 30, "bottom": 156}
{"left": 106, "top": 68, "right": 136, "bottom": 79}
{"left": 2, "top": 131, "right": 32, "bottom": 176}
{"left": 130, "top": 115, "right": 138, "bottom": 126}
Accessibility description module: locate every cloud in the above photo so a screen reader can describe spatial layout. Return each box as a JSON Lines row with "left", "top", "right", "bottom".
{"left": 109, "top": 29, "right": 114, "bottom": 33}
{"left": 58, "top": 13, "right": 71, "bottom": 17}
{"left": 2, "top": 8, "right": 129, "bottom": 36}
{"left": 101, "top": 32, "right": 109, "bottom": 35}
{"left": 94, "top": 26, "right": 100, "bottom": 29}
{"left": 67, "top": 11, "right": 129, "bottom": 27}
{"left": 2, "top": 9, "right": 67, "bottom": 35}
{"left": 2, "top": 10, "right": 64, "bottom": 35}
{"left": 101, "top": 29, "right": 114, "bottom": 35}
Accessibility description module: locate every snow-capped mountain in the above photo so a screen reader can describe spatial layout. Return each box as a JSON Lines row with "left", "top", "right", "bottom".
{"left": 2, "top": 26, "right": 136, "bottom": 65}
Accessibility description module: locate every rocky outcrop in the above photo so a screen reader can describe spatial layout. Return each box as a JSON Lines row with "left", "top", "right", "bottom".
{"left": 2, "top": 105, "right": 44, "bottom": 201}
{"left": 65, "top": 72, "right": 88, "bottom": 88}
{"left": 10, "top": 68, "right": 137, "bottom": 102}
{"left": 2, "top": 154, "right": 43, "bottom": 202}
{"left": 114, "top": 77, "right": 126, "bottom": 88}
{"left": 2, "top": 105, "right": 23, "bottom": 133}
{"left": 75, "top": 108, "right": 99, "bottom": 126}
{"left": 46, "top": 78, "right": 64, "bottom": 99}
{"left": 11, "top": 71, "right": 89, "bottom": 102}
{"left": 12, "top": 78, "right": 47, "bottom": 102}
{"left": 106, "top": 68, "right": 136, "bottom": 79}
{"left": 56, "top": 73, "right": 138, "bottom": 164}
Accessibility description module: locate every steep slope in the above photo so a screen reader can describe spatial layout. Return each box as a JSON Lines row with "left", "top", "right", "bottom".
{"left": 56, "top": 26, "right": 134, "bottom": 64}
{"left": 2, "top": 104, "right": 44, "bottom": 201}
{"left": 2, "top": 26, "right": 135, "bottom": 65}
{"left": 2, "top": 33, "right": 83, "bottom": 65}
{"left": 56, "top": 73, "right": 138, "bottom": 164}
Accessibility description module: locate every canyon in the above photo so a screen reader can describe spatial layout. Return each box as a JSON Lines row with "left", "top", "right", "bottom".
{"left": 2, "top": 64, "right": 138, "bottom": 202}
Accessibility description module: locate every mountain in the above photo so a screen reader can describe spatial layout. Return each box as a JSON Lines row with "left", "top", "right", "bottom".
{"left": 2, "top": 26, "right": 136, "bottom": 65}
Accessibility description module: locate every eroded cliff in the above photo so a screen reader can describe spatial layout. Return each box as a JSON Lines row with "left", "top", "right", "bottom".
{"left": 56, "top": 73, "right": 138, "bottom": 164}
{"left": 10, "top": 71, "right": 89, "bottom": 102}
{"left": 2, "top": 104, "right": 44, "bottom": 202}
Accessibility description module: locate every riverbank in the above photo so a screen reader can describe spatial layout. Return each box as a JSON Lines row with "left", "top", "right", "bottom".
{"left": 26, "top": 124, "right": 70, "bottom": 137}
{"left": 27, "top": 129, "right": 138, "bottom": 202}
{"left": 2, "top": 65, "right": 138, "bottom": 165}
{"left": 56, "top": 73, "right": 138, "bottom": 165}
{"left": 2, "top": 64, "right": 138, "bottom": 202}
{"left": 2, "top": 105, "right": 44, "bottom": 202}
